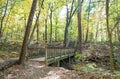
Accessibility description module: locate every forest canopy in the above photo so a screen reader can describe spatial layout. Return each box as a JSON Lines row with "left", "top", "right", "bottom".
{"left": 0, "top": 0, "right": 119, "bottom": 43}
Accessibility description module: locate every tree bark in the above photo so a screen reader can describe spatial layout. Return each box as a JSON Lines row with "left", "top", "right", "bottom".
{"left": 28, "top": 0, "right": 44, "bottom": 45}
{"left": 3, "top": 0, "right": 16, "bottom": 34}
{"left": 95, "top": 22, "right": 99, "bottom": 41}
{"left": 63, "top": 0, "right": 69, "bottom": 47}
{"left": 106, "top": 0, "right": 114, "bottom": 73}
{"left": 117, "top": 27, "right": 120, "bottom": 42}
{"left": 45, "top": 16, "right": 48, "bottom": 43}
{"left": 55, "top": 16, "right": 58, "bottom": 42}
{"left": 37, "top": 22, "right": 39, "bottom": 42}
{"left": 37, "top": 0, "right": 44, "bottom": 42}
{"left": 27, "top": 11, "right": 40, "bottom": 45}
{"left": 85, "top": 0, "right": 91, "bottom": 43}
{"left": 0, "top": 0, "right": 9, "bottom": 37}
{"left": 64, "top": 0, "right": 77, "bottom": 47}
{"left": 77, "top": 0, "right": 82, "bottom": 53}
{"left": 49, "top": 8, "right": 53, "bottom": 45}
{"left": 19, "top": 0, "right": 37, "bottom": 64}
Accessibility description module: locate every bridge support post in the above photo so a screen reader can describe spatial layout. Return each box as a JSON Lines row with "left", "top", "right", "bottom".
{"left": 45, "top": 46, "right": 47, "bottom": 66}
{"left": 57, "top": 60, "right": 60, "bottom": 67}
{"left": 69, "top": 55, "right": 70, "bottom": 64}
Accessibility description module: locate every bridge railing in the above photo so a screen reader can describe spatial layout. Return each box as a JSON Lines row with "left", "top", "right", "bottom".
{"left": 27, "top": 46, "right": 45, "bottom": 58}
{"left": 46, "top": 47, "right": 74, "bottom": 58}
{"left": 45, "top": 47, "right": 75, "bottom": 64}
{"left": 27, "top": 46, "right": 75, "bottom": 64}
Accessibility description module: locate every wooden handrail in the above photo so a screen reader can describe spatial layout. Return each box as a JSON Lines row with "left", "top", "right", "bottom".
{"left": 27, "top": 47, "right": 74, "bottom": 60}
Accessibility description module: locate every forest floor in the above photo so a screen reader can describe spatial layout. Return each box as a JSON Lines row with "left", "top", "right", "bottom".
{"left": 0, "top": 61, "right": 79, "bottom": 79}
{"left": 0, "top": 60, "right": 120, "bottom": 79}
{"left": 0, "top": 42, "right": 120, "bottom": 79}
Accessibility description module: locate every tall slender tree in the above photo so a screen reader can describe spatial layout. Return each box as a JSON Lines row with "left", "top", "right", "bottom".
{"left": 0, "top": 0, "right": 9, "bottom": 37}
{"left": 85, "top": 0, "right": 91, "bottom": 42}
{"left": 45, "top": 16, "right": 48, "bottom": 43}
{"left": 77, "top": 0, "right": 82, "bottom": 53}
{"left": 19, "top": 0, "right": 37, "bottom": 64}
{"left": 55, "top": 14, "right": 58, "bottom": 42}
{"left": 49, "top": 2, "right": 53, "bottom": 45}
{"left": 27, "top": 0, "right": 44, "bottom": 45}
{"left": 64, "top": 0, "right": 78, "bottom": 47}
{"left": 106, "top": 0, "right": 114, "bottom": 73}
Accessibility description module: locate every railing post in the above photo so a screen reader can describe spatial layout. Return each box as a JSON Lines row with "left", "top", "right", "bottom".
{"left": 54, "top": 47, "right": 56, "bottom": 62}
{"left": 64, "top": 48, "right": 66, "bottom": 55}
{"left": 68, "top": 49, "right": 70, "bottom": 64}
{"left": 60, "top": 48, "right": 62, "bottom": 60}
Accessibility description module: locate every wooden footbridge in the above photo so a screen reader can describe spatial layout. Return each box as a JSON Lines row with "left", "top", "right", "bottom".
{"left": 27, "top": 44, "right": 76, "bottom": 65}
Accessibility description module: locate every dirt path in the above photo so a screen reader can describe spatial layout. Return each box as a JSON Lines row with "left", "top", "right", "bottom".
{"left": 0, "top": 61, "right": 80, "bottom": 79}
{"left": 1, "top": 61, "right": 120, "bottom": 79}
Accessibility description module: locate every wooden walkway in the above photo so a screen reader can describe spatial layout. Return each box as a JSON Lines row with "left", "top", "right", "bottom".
{"left": 27, "top": 46, "right": 75, "bottom": 65}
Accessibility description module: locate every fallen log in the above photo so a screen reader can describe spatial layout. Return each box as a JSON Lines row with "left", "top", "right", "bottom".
{"left": 0, "top": 58, "right": 19, "bottom": 71}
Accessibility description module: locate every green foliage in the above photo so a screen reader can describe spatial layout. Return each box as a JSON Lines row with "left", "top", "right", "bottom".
{"left": 9, "top": 51, "right": 19, "bottom": 57}
{"left": 75, "top": 53, "right": 81, "bottom": 60}
{"left": 75, "top": 53, "right": 87, "bottom": 62}
{"left": 0, "top": 50, "right": 9, "bottom": 60}
{"left": 86, "top": 63, "right": 96, "bottom": 69}
{"left": 113, "top": 46, "right": 118, "bottom": 51}
{"left": 0, "top": 50, "right": 19, "bottom": 59}
{"left": 113, "top": 55, "right": 120, "bottom": 68}
{"left": 76, "top": 64, "right": 82, "bottom": 71}
{"left": 0, "top": 0, "right": 119, "bottom": 42}
{"left": 115, "top": 71, "right": 120, "bottom": 77}
{"left": 75, "top": 62, "right": 104, "bottom": 73}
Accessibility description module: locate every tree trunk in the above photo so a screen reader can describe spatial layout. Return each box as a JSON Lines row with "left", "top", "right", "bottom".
{"left": 0, "top": 0, "right": 9, "bottom": 37}
{"left": 63, "top": 0, "right": 70, "bottom": 47}
{"left": 27, "top": 11, "right": 40, "bottom": 45}
{"left": 36, "top": 0, "right": 44, "bottom": 42}
{"left": 116, "top": 0, "right": 120, "bottom": 42}
{"left": 85, "top": 26, "right": 89, "bottom": 42}
{"left": 19, "top": 0, "right": 37, "bottom": 64}
{"left": 37, "top": 22, "right": 39, "bottom": 42}
{"left": 45, "top": 16, "right": 48, "bottom": 43}
{"left": 117, "top": 27, "right": 120, "bottom": 42}
{"left": 64, "top": 25, "right": 68, "bottom": 47}
{"left": 28, "top": 0, "right": 44, "bottom": 45}
{"left": 85, "top": 0, "right": 91, "bottom": 43}
{"left": 4, "top": 0, "right": 16, "bottom": 30}
{"left": 55, "top": 17, "right": 58, "bottom": 42}
{"left": 63, "top": 0, "right": 77, "bottom": 47}
{"left": 49, "top": 8, "right": 53, "bottom": 45}
{"left": 95, "top": 22, "right": 99, "bottom": 41}
{"left": 77, "top": 0, "right": 82, "bottom": 53}
{"left": 106, "top": 0, "right": 114, "bottom": 73}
